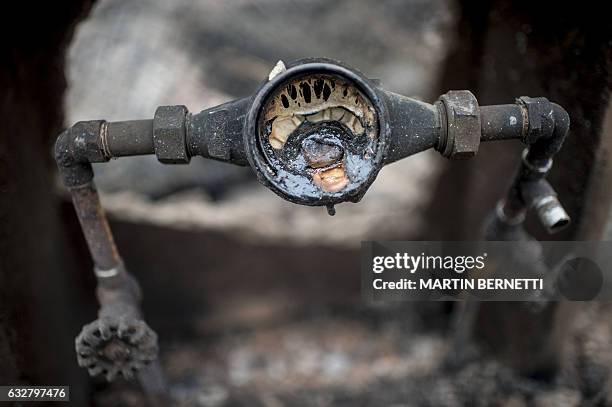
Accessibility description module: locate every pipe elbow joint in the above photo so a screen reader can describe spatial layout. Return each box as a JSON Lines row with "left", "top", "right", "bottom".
{"left": 518, "top": 97, "right": 570, "bottom": 164}
{"left": 550, "top": 103, "right": 570, "bottom": 147}
{"left": 54, "top": 120, "right": 109, "bottom": 187}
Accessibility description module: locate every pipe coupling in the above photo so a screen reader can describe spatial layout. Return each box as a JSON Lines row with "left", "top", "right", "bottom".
{"left": 515, "top": 96, "right": 554, "bottom": 145}
{"left": 153, "top": 105, "right": 190, "bottom": 164}
{"left": 437, "top": 90, "right": 481, "bottom": 159}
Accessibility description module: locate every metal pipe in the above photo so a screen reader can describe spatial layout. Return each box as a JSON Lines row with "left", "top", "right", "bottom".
{"left": 526, "top": 102, "right": 570, "bottom": 165}
{"left": 521, "top": 179, "right": 570, "bottom": 233}
{"left": 76, "top": 263, "right": 163, "bottom": 389}
{"left": 70, "top": 182, "right": 121, "bottom": 271}
{"left": 105, "top": 119, "right": 154, "bottom": 157}
{"left": 490, "top": 98, "right": 571, "bottom": 235}
{"left": 187, "top": 97, "right": 250, "bottom": 165}
{"left": 480, "top": 104, "right": 525, "bottom": 141}
{"left": 382, "top": 91, "right": 440, "bottom": 164}
{"left": 138, "top": 361, "right": 171, "bottom": 407}
{"left": 501, "top": 149, "right": 549, "bottom": 222}
{"left": 55, "top": 59, "right": 574, "bottom": 394}
{"left": 535, "top": 195, "right": 570, "bottom": 233}
{"left": 56, "top": 121, "right": 166, "bottom": 394}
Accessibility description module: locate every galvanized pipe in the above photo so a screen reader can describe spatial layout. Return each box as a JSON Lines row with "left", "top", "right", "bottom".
{"left": 382, "top": 91, "right": 440, "bottom": 164}
{"left": 70, "top": 182, "right": 121, "bottom": 271}
{"left": 105, "top": 119, "right": 154, "bottom": 157}
{"left": 187, "top": 97, "right": 251, "bottom": 165}
{"left": 480, "top": 104, "right": 525, "bottom": 142}
{"left": 526, "top": 102, "right": 570, "bottom": 165}
{"left": 55, "top": 59, "right": 573, "bottom": 395}
{"left": 56, "top": 121, "right": 167, "bottom": 395}
{"left": 488, "top": 98, "right": 571, "bottom": 235}
{"left": 521, "top": 178, "right": 570, "bottom": 233}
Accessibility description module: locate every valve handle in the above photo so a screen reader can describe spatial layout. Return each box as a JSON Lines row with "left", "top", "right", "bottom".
{"left": 76, "top": 316, "right": 158, "bottom": 382}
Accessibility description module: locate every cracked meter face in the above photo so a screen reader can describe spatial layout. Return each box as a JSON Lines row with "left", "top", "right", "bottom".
{"left": 248, "top": 65, "right": 385, "bottom": 207}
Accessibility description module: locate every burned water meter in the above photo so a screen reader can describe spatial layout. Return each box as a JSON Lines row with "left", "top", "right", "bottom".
{"left": 244, "top": 59, "right": 390, "bottom": 209}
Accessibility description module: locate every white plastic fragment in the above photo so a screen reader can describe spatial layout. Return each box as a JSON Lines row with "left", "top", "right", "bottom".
{"left": 268, "top": 60, "right": 287, "bottom": 81}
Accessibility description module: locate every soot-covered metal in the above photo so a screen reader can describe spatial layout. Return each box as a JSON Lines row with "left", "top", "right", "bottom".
{"left": 244, "top": 60, "right": 390, "bottom": 208}
{"left": 54, "top": 58, "right": 572, "bottom": 389}
{"left": 260, "top": 73, "right": 378, "bottom": 201}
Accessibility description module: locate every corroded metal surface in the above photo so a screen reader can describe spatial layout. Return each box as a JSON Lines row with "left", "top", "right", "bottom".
{"left": 76, "top": 317, "right": 158, "bottom": 381}
{"left": 153, "top": 105, "right": 189, "bottom": 164}
{"left": 437, "top": 90, "right": 481, "bottom": 159}
{"left": 70, "top": 182, "right": 121, "bottom": 270}
{"left": 57, "top": 55, "right": 572, "bottom": 405}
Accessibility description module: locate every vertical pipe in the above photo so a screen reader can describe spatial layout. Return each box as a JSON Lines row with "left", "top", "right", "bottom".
{"left": 70, "top": 182, "right": 121, "bottom": 271}
{"left": 138, "top": 361, "right": 171, "bottom": 406}
{"left": 70, "top": 181, "right": 170, "bottom": 399}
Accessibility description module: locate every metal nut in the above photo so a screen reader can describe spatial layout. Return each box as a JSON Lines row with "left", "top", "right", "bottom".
{"left": 153, "top": 105, "right": 189, "bottom": 164}
{"left": 516, "top": 96, "right": 553, "bottom": 145}
{"left": 438, "top": 90, "right": 481, "bottom": 159}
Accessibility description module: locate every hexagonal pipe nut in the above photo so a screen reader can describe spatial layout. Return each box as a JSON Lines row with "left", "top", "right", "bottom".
{"left": 516, "top": 96, "right": 553, "bottom": 145}
{"left": 153, "top": 105, "right": 189, "bottom": 164}
{"left": 438, "top": 90, "right": 481, "bottom": 159}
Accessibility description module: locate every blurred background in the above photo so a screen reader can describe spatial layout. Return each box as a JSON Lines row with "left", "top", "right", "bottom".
{"left": 2, "top": 0, "right": 612, "bottom": 406}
